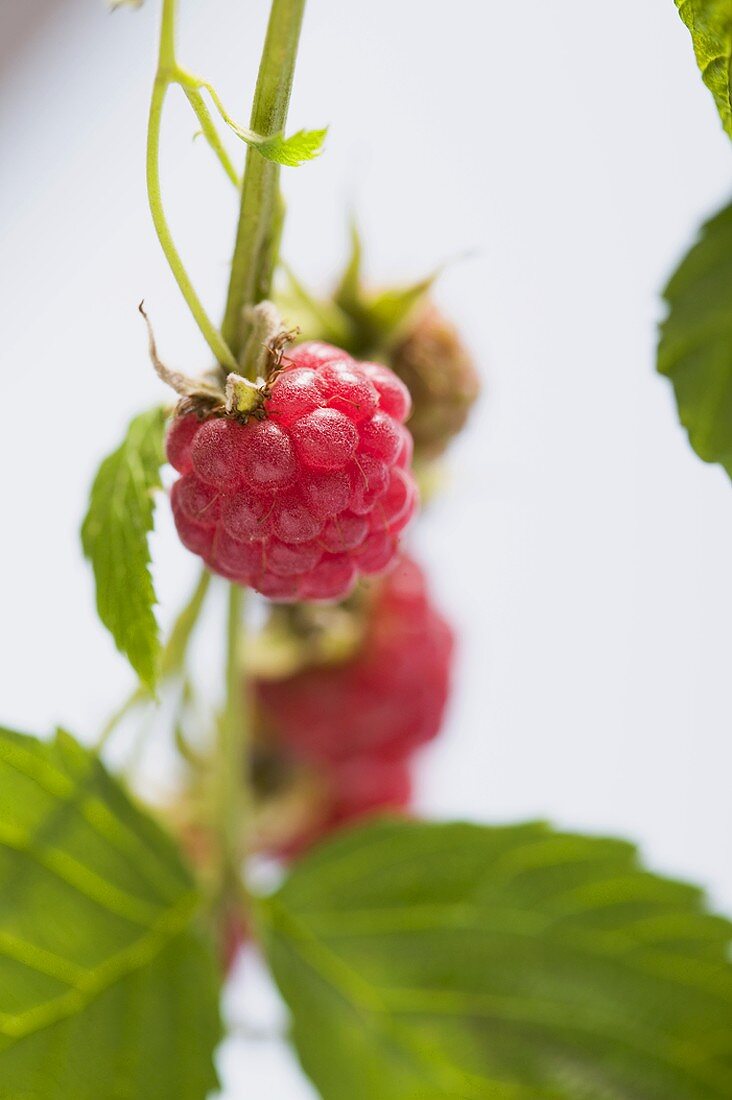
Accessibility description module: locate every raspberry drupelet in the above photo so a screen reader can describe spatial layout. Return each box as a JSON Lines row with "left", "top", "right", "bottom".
{"left": 167, "top": 342, "right": 418, "bottom": 601}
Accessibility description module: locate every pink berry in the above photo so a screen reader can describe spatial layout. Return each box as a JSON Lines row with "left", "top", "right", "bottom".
{"left": 256, "top": 572, "right": 302, "bottom": 601}
{"left": 173, "top": 473, "right": 221, "bottom": 528}
{"left": 256, "top": 555, "right": 453, "bottom": 763}
{"left": 362, "top": 362, "right": 412, "bottom": 423}
{"left": 290, "top": 408, "right": 358, "bottom": 470}
{"left": 319, "top": 512, "right": 369, "bottom": 553}
{"left": 395, "top": 425, "right": 414, "bottom": 470}
{"left": 287, "top": 341, "right": 345, "bottom": 370}
{"left": 192, "top": 419, "right": 249, "bottom": 490}
{"left": 271, "top": 493, "right": 323, "bottom": 543}
{"left": 238, "top": 420, "right": 296, "bottom": 491}
{"left": 171, "top": 484, "right": 215, "bottom": 557}
{"left": 222, "top": 491, "right": 273, "bottom": 542}
{"left": 329, "top": 758, "right": 412, "bottom": 822}
{"left": 352, "top": 530, "right": 396, "bottom": 575}
{"left": 266, "top": 538, "right": 322, "bottom": 578}
{"left": 369, "top": 468, "right": 416, "bottom": 534}
{"left": 299, "top": 554, "right": 357, "bottom": 600}
{"left": 265, "top": 368, "right": 324, "bottom": 426}
{"left": 210, "top": 528, "right": 264, "bottom": 579}
{"left": 349, "top": 455, "right": 389, "bottom": 514}
{"left": 166, "top": 413, "right": 200, "bottom": 473}
{"left": 358, "top": 412, "right": 402, "bottom": 463}
{"left": 317, "top": 361, "right": 379, "bottom": 422}
{"left": 301, "top": 469, "right": 352, "bottom": 518}
{"left": 167, "top": 349, "right": 418, "bottom": 600}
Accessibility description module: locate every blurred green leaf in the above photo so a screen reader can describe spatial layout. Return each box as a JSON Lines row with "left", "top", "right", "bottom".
{"left": 658, "top": 198, "right": 732, "bottom": 478}
{"left": 0, "top": 726, "right": 220, "bottom": 1099}
{"left": 674, "top": 0, "right": 732, "bottom": 137}
{"left": 81, "top": 408, "right": 166, "bottom": 692}
{"left": 261, "top": 818, "right": 732, "bottom": 1100}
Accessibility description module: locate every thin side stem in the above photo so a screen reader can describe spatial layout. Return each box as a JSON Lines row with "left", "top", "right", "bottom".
{"left": 221, "top": 0, "right": 307, "bottom": 364}
{"left": 147, "top": 0, "right": 239, "bottom": 370}
{"left": 183, "top": 86, "right": 241, "bottom": 189}
{"left": 95, "top": 566, "right": 212, "bottom": 754}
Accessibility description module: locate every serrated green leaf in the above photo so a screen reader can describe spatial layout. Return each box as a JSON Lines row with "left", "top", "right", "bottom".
{"left": 81, "top": 408, "right": 166, "bottom": 691}
{"left": 260, "top": 818, "right": 732, "bottom": 1100}
{"left": 0, "top": 726, "right": 221, "bottom": 1099}
{"left": 674, "top": 0, "right": 732, "bottom": 137}
{"left": 658, "top": 198, "right": 732, "bottom": 478}
{"left": 256, "top": 127, "right": 328, "bottom": 167}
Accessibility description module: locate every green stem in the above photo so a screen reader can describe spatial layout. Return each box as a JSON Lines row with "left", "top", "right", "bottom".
{"left": 212, "top": 584, "right": 252, "bottom": 924}
{"left": 221, "top": 0, "right": 307, "bottom": 365}
{"left": 147, "top": 0, "right": 239, "bottom": 371}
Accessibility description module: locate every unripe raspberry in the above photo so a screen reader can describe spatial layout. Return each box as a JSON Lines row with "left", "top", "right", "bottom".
{"left": 390, "top": 303, "right": 480, "bottom": 458}
{"left": 256, "top": 555, "right": 454, "bottom": 763}
{"left": 167, "top": 342, "right": 418, "bottom": 601}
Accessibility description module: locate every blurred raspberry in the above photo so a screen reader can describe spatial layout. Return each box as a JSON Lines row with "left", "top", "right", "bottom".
{"left": 166, "top": 343, "right": 418, "bottom": 602}
{"left": 255, "top": 555, "right": 454, "bottom": 765}
{"left": 250, "top": 747, "right": 412, "bottom": 861}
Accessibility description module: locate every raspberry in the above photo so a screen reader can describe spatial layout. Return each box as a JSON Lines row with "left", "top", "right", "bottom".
{"left": 328, "top": 757, "right": 412, "bottom": 826}
{"left": 256, "top": 555, "right": 454, "bottom": 763}
{"left": 167, "top": 342, "right": 418, "bottom": 601}
{"left": 361, "top": 362, "right": 412, "bottom": 423}
{"left": 166, "top": 412, "right": 199, "bottom": 473}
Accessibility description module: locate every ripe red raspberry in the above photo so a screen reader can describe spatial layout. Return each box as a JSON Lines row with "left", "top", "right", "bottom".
{"left": 167, "top": 343, "right": 418, "bottom": 601}
{"left": 255, "top": 555, "right": 454, "bottom": 764}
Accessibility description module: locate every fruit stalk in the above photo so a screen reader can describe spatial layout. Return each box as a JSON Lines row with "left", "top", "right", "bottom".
{"left": 211, "top": 0, "right": 308, "bottom": 936}
{"left": 211, "top": 583, "right": 251, "bottom": 931}
{"left": 221, "top": 0, "right": 307, "bottom": 366}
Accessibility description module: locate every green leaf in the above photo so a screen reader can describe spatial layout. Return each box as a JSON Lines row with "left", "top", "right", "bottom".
{"left": 0, "top": 726, "right": 221, "bottom": 1099}
{"left": 256, "top": 127, "right": 328, "bottom": 167}
{"left": 260, "top": 818, "right": 732, "bottom": 1100}
{"left": 658, "top": 198, "right": 732, "bottom": 478}
{"left": 674, "top": 0, "right": 732, "bottom": 137}
{"left": 81, "top": 407, "right": 166, "bottom": 692}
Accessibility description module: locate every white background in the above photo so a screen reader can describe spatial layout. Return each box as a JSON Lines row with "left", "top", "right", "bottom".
{"left": 1, "top": 1, "right": 731, "bottom": 1095}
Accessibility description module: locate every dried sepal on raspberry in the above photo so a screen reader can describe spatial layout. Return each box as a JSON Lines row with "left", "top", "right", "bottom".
{"left": 152, "top": 302, "right": 419, "bottom": 602}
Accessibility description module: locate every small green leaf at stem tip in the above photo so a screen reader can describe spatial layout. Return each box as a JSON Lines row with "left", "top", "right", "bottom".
{"left": 261, "top": 818, "right": 732, "bottom": 1100}
{"left": 0, "top": 725, "right": 221, "bottom": 1098}
{"left": 658, "top": 196, "right": 732, "bottom": 479}
{"left": 674, "top": 0, "right": 732, "bottom": 138}
{"left": 81, "top": 407, "right": 166, "bottom": 691}
{"left": 255, "top": 126, "right": 328, "bottom": 167}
